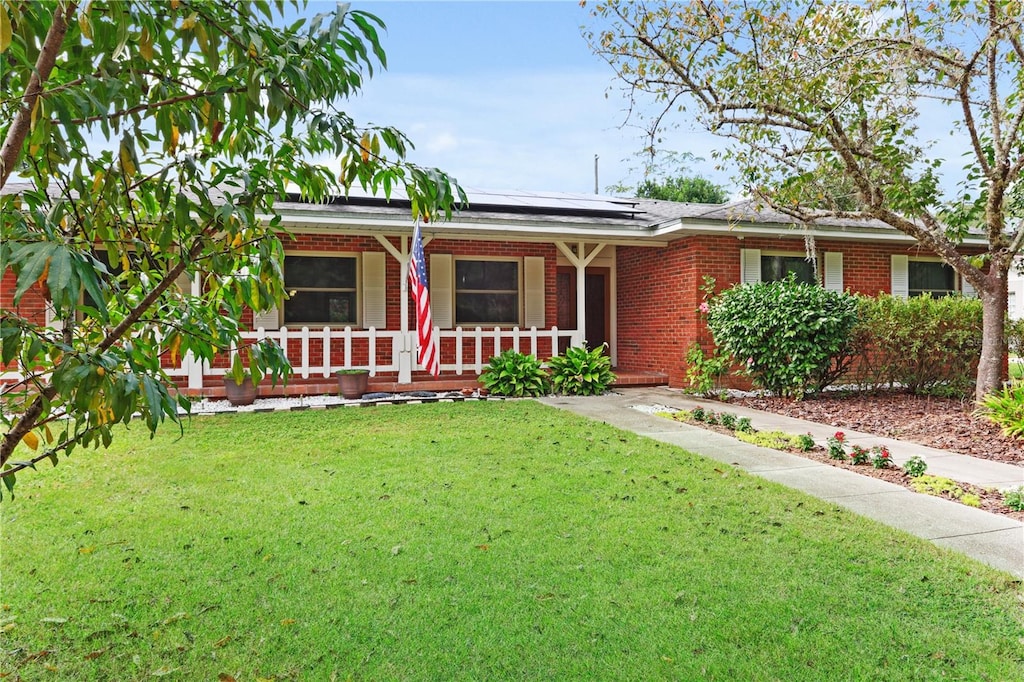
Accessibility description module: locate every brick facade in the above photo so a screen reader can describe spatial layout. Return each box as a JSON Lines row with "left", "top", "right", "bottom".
{"left": 1, "top": 226, "right": 986, "bottom": 394}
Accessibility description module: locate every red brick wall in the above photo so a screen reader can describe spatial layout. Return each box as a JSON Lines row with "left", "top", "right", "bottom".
{"left": 616, "top": 234, "right": 986, "bottom": 387}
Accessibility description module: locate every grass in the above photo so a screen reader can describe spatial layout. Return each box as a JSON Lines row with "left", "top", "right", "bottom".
{"left": 2, "top": 401, "right": 1023, "bottom": 680}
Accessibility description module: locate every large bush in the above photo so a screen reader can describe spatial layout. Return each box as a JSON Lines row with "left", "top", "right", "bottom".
{"left": 706, "top": 277, "right": 859, "bottom": 398}
{"left": 850, "top": 294, "right": 983, "bottom": 396}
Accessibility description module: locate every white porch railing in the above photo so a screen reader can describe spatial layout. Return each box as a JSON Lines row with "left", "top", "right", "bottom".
{"left": 177, "top": 325, "right": 582, "bottom": 389}
{"left": 2, "top": 326, "right": 583, "bottom": 392}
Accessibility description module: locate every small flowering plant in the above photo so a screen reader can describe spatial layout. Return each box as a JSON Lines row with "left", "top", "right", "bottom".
{"left": 849, "top": 444, "right": 871, "bottom": 465}
{"left": 871, "top": 446, "right": 892, "bottom": 469}
{"left": 826, "top": 431, "right": 846, "bottom": 459}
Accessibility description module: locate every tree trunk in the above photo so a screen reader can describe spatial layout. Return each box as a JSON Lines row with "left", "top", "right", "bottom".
{"left": 975, "top": 272, "right": 1009, "bottom": 403}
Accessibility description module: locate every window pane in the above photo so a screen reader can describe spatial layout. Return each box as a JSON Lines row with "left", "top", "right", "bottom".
{"left": 285, "top": 256, "right": 357, "bottom": 289}
{"left": 456, "top": 260, "right": 518, "bottom": 290}
{"left": 909, "top": 261, "right": 955, "bottom": 297}
{"left": 284, "top": 291, "right": 357, "bottom": 325}
{"left": 762, "top": 255, "right": 815, "bottom": 284}
{"left": 456, "top": 293, "right": 519, "bottom": 325}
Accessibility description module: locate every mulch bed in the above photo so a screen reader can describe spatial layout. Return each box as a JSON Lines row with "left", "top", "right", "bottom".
{"left": 730, "top": 391, "right": 1023, "bottom": 465}
{"left": 663, "top": 411, "right": 1024, "bottom": 522}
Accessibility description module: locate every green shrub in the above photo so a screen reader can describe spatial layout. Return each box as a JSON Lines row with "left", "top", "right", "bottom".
{"left": 911, "top": 475, "right": 972, "bottom": 502}
{"left": 1003, "top": 486, "right": 1024, "bottom": 512}
{"left": 706, "top": 276, "right": 859, "bottom": 398}
{"left": 1006, "top": 317, "right": 1024, "bottom": 359}
{"left": 736, "top": 430, "right": 812, "bottom": 451}
{"left": 479, "top": 349, "right": 550, "bottom": 397}
{"left": 683, "top": 343, "right": 728, "bottom": 396}
{"left": 977, "top": 383, "right": 1024, "bottom": 439}
{"left": 719, "top": 412, "right": 737, "bottom": 430}
{"left": 547, "top": 345, "right": 616, "bottom": 396}
{"left": 735, "top": 417, "right": 753, "bottom": 433}
{"left": 850, "top": 294, "right": 982, "bottom": 396}
{"left": 903, "top": 455, "right": 928, "bottom": 478}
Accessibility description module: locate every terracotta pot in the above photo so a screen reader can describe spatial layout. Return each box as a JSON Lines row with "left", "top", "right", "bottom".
{"left": 223, "top": 376, "right": 258, "bottom": 406}
{"left": 337, "top": 371, "right": 369, "bottom": 399}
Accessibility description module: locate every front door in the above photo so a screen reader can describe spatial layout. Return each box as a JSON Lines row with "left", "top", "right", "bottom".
{"left": 556, "top": 266, "right": 610, "bottom": 353}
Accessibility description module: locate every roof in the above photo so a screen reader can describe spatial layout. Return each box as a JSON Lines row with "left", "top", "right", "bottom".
{"left": 2, "top": 182, "right": 986, "bottom": 247}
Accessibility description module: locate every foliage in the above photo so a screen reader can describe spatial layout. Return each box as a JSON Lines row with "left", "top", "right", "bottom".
{"left": 735, "top": 416, "right": 753, "bottom": 434}
{"left": 871, "top": 446, "right": 893, "bottom": 469}
{"left": 478, "top": 349, "right": 550, "bottom": 397}
{"left": 635, "top": 174, "right": 728, "bottom": 204}
{"left": 1004, "top": 486, "right": 1024, "bottom": 512}
{"left": 4, "top": 404, "right": 1024, "bottom": 679}
{"left": 849, "top": 445, "right": 871, "bottom": 466}
{"left": 0, "top": 0, "right": 463, "bottom": 492}
{"left": 1006, "top": 317, "right": 1024, "bottom": 359}
{"left": 850, "top": 294, "right": 983, "bottom": 397}
{"left": 588, "top": 0, "right": 1023, "bottom": 400}
{"left": 795, "top": 433, "right": 816, "bottom": 452}
{"left": 706, "top": 276, "right": 859, "bottom": 398}
{"left": 826, "top": 431, "right": 847, "bottom": 460}
{"left": 976, "top": 384, "right": 1024, "bottom": 439}
{"left": 735, "top": 429, "right": 813, "bottom": 452}
{"left": 547, "top": 345, "right": 616, "bottom": 396}
{"left": 903, "top": 456, "right": 928, "bottom": 479}
{"left": 910, "top": 475, "right": 978, "bottom": 506}
{"left": 683, "top": 343, "right": 728, "bottom": 397}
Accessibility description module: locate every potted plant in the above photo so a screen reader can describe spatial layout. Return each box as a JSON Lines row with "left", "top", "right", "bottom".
{"left": 223, "top": 373, "right": 259, "bottom": 406}
{"left": 337, "top": 368, "right": 370, "bottom": 399}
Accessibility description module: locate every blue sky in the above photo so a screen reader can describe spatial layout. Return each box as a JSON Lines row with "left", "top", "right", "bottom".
{"left": 325, "top": 0, "right": 734, "bottom": 195}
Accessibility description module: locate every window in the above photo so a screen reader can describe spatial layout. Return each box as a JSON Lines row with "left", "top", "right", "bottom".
{"left": 742, "top": 248, "right": 841, "bottom": 288}
{"left": 761, "top": 254, "right": 816, "bottom": 285}
{"left": 454, "top": 259, "right": 519, "bottom": 325}
{"left": 909, "top": 260, "right": 956, "bottom": 298}
{"left": 284, "top": 255, "right": 357, "bottom": 325}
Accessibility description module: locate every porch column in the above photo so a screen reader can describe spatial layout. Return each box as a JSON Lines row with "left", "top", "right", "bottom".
{"left": 554, "top": 241, "right": 608, "bottom": 348}
{"left": 375, "top": 234, "right": 413, "bottom": 383}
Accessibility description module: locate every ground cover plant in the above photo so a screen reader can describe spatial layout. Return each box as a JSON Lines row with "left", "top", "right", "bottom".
{"left": 2, "top": 403, "right": 1023, "bottom": 680}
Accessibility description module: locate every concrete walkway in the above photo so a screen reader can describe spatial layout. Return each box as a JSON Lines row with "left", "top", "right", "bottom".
{"left": 538, "top": 387, "right": 1024, "bottom": 578}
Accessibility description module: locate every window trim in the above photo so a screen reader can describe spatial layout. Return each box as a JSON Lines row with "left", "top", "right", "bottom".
{"left": 282, "top": 251, "right": 361, "bottom": 328}
{"left": 453, "top": 255, "right": 523, "bottom": 327}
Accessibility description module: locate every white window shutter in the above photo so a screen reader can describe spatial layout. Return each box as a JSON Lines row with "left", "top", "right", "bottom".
{"left": 362, "top": 251, "right": 387, "bottom": 329}
{"left": 253, "top": 306, "right": 279, "bottom": 329}
{"left": 740, "top": 248, "right": 761, "bottom": 284}
{"left": 45, "top": 302, "right": 63, "bottom": 331}
{"left": 824, "top": 252, "right": 844, "bottom": 292}
{"left": 960, "top": 274, "right": 977, "bottom": 299}
{"left": 523, "top": 256, "right": 545, "bottom": 329}
{"left": 430, "top": 253, "right": 453, "bottom": 329}
{"left": 891, "top": 255, "right": 909, "bottom": 299}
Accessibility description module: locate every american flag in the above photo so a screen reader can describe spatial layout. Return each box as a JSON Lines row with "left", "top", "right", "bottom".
{"left": 409, "top": 220, "right": 440, "bottom": 376}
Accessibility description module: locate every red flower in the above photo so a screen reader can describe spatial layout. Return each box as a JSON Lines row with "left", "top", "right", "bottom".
{"left": 834, "top": 431, "right": 845, "bottom": 442}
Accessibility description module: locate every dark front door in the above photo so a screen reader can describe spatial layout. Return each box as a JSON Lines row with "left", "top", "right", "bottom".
{"left": 556, "top": 267, "right": 610, "bottom": 353}
{"left": 585, "top": 271, "right": 608, "bottom": 351}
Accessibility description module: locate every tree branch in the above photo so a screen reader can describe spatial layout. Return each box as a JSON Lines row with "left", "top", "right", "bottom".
{"left": 0, "top": 1, "right": 78, "bottom": 189}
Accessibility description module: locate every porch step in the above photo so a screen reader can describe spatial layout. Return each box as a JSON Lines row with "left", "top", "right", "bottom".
{"left": 611, "top": 370, "right": 669, "bottom": 387}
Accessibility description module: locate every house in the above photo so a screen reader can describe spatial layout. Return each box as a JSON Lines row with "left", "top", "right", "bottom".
{"left": 1, "top": 187, "right": 986, "bottom": 397}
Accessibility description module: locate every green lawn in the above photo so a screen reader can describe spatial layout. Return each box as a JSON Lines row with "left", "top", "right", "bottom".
{"left": 2, "top": 401, "right": 1022, "bottom": 680}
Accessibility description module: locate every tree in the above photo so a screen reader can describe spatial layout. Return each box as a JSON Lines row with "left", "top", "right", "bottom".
{"left": 636, "top": 175, "right": 728, "bottom": 204}
{"left": 0, "top": 0, "right": 463, "bottom": 495}
{"left": 587, "top": 0, "right": 1023, "bottom": 401}
{"left": 606, "top": 148, "right": 729, "bottom": 202}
